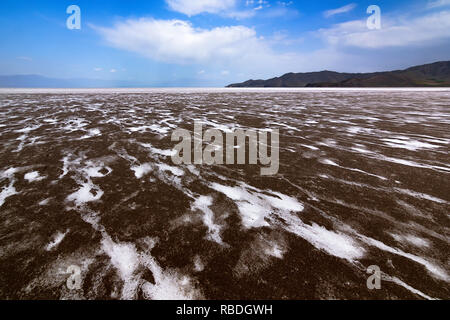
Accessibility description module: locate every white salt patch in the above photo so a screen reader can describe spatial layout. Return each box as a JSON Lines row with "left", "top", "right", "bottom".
{"left": 382, "top": 137, "right": 440, "bottom": 151}
{"left": 59, "top": 156, "right": 70, "bottom": 178}
{"left": 43, "top": 118, "right": 58, "bottom": 124}
{"left": 351, "top": 146, "right": 374, "bottom": 154}
{"left": 15, "top": 135, "right": 27, "bottom": 152}
{"left": 380, "top": 156, "right": 450, "bottom": 173}
{"left": 403, "top": 235, "right": 431, "bottom": 248}
{"left": 384, "top": 157, "right": 422, "bottom": 167}
{"left": 67, "top": 182, "right": 104, "bottom": 205}
{"left": 129, "top": 125, "right": 170, "bottom": 135}
{"left": 84, "top": 165, "right": 112, "bottom": 178}
{"left": 320, "top": 156, "right": 387, "bottom": 180}
{"left": 152, "top": 148, "right": 176, "bottom": 157}
{"left": 319, "top": 139, "right": 337, "bottom": 146}
{"left": 65, "top": 118, "right": 88, "bottom": 132}
{"left": 423, "top": 137, "right": 449, "bottom": 145}
{"left": 157, "top": 164, "right": 184, "bottom": 177}
{"left": 263, "top": 242, "right": 285, "bottom": 259}
{"left": 390, "top": 233, "right": 430, "bottom": 248}
{"left": 45, "top": 230, "right": 69, "bottom": 251}
{"left": 24, "top": 171, "right": 45, "bottom": 183}
{"left": 102, "top": 237, "right": 139, "bottom": 281}
{"left": 142, "top": 277, "right": 191, "bottom": 300}
{"left": 210, "top": 183, "right": 245, "bottom": 201}
{"left": 141, "top": 264, "right": 201, "bottom": 301}
{"left": 320, "top": 159, "right": 339, "bottom": 166}
{"left": 58, "top": 155, "right": 85, "bottom": 179}
{"left": 141, "top": 143, "right": 176, "bottom": 157}
{"left": 282, "top": 214, "right": 365, "bottom": 262}
{"left": 186, "top": 165, "right": 200, "bottom": 176}
{"left": 0, "top": 168, "right": 19, "bottom": 207}
{"left": 99, "top": 236, "right": 204, "bottom": 300}
{"left": 210, "top": 182, "right": 303, "bottom": 229}
{"left": 301, "top": 144, "right": 319, "bottom": 150}
{"left": 347, "top": 167, "right": 387, "bottom": 181}
{"left": 80, "top": 128, "right": 101, "bottom": 139}
{"left": 192, "top": 196, "right": 224, "bottom": 245}
{"left": 237, "top": 201, "right": 270, "bottom": 229}
{"left": 39, "top": 198, "right": 51, "bottom": 206}
{"left": 347, "top": 127, "right": 363, "bottom": 134}
{"left": 149, "top": 124, "right": 171, "bottom": 135}
{"left": 131, "top": 163, "right": 153, "bottom": 179}
{"left": 1, "top": 167, "right": 18, "bottom": 178}
{"left": 270, "top": 122, "right": 300, "bottom": 131}
{"left": 129, "top": 126, "right": 152, "bottom": 133}
{"left": 360, "top": 236, "right": 448, "bottom": 281}
{"left": 0, "top": 183, "right": 17, "bottom": 207}
{"left": 219, "top": 179, "right": 363, "bottom": 263}
{"left": 263, "top": 192, "right": 304, "bottom": 212}
{"left": 197, "top": 119, "right": 234, "bottom": 133}
{"left": 193, "top": 256, "right": 205, "bottom": 272}
{"left": 389, "top": 277, "right": 435, "bottom": 300}
{"left": 394, "top": 188, "right": 448, "bottom": 204}
{"left": 15, "top": 125, "right": 41, "bottom": 133}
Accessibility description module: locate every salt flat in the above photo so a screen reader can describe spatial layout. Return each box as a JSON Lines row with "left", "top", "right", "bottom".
{"left": 0, "top": 89, "right": 448, "bottom": 300}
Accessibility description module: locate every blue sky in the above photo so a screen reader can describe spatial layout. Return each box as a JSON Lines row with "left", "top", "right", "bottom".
{"left": 1, "top": 0, "right": 450, "bottom": 86}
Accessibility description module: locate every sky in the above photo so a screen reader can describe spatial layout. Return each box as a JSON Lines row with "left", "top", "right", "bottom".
{"left": 0, "top": 0, "right": 450, "bottom": 86}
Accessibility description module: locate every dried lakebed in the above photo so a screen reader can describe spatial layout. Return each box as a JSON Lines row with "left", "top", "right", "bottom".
{"left": 0, "top": 89, "right": 449, "bottom": 300}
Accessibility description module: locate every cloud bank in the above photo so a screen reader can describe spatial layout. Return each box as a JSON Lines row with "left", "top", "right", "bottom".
{"left": 93, "top": 6, "right": 450, "bottom": 79}
{"left": 320, "top": 10, "right": 450, "bottom": 48}
{"left": 95, "top": 18, "right": 269, "bottom": 65}
{"left": 427, "top": 0, "right": 450, "bottom": 9}
{"left": 324, "top": 3, "right": 357, "bottom": 18}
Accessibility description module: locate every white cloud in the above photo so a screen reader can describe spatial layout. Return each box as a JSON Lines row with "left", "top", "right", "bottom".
{"left": 166, "top": 0, "right": 237, "bottom": 16}
{"left": 324, "top": 3, "right": 357, "bottom": 18}
{"left": 246, "top": 0, "right": 270, "bottom": 12}
{"left": 93, "top": 10, "right": 450, "bottom": 82}
{"left": 94, "top": 67, "right": 103, "bottom": 71}
{"left": 93, "top": 17, "right": 317, "bottom": 79}
{"left": 110, "top": 69, "right": 117, "bottom": 73}
{"left": 427, "top": 0, "right": 450, "bottom": 8}
{"left": 277, "top": 1, "right": 293, "bottom": 7}
{"left": 320, "top": 11, "right": 450, "bottom": 48}
{"left": 95, "top": 18, "right": 267, "bottom": 64}
{"left": 165, "top": 0, "right": 277, "bottom": 19}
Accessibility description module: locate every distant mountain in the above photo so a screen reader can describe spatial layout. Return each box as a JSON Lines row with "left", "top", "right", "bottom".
{"left": 227, "top": 61, "right": 450, "bottom": 88}
{"left": 0, "top": 75, "right": 142, "bottom": 88}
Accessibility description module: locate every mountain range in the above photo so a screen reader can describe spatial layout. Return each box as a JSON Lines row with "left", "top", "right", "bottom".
{"left": 227, "top": 61, "right": 450, "bottom": 88}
